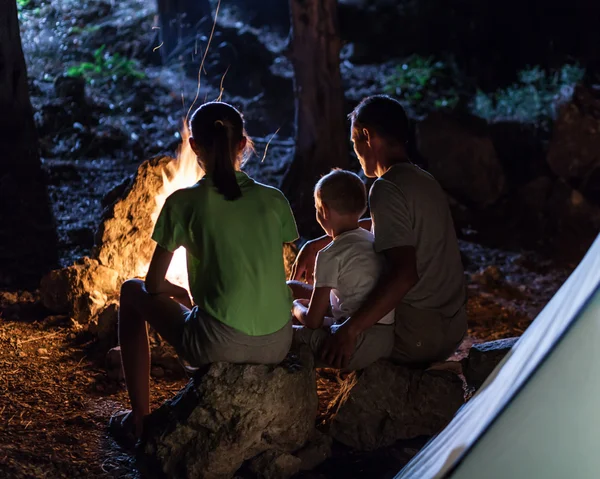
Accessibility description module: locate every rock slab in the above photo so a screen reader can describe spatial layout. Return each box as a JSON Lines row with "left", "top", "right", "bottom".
{"left": 138, "top": 348, "right": 318, "bottom": 479}
{"left": 330, "top": 360, "right": 464, "bottom": 451}
{"left": 417, "top": 112, "right": 505, "bottom": 208}
{"left": 40, "top": 257, "right": 118, "bottom": 322}
{"left": 547, "top": 85, "right": 600, "bottom": 199}
{"left": 463, "top": 337, "right": 519, "bottom": 390}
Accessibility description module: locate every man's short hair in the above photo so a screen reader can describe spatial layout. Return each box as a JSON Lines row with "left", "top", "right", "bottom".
{"left": 349, "top": 95, "right": 410, "bottom": 145}
{"left": 314, "top": 169, "right": 367, "bottom": 216}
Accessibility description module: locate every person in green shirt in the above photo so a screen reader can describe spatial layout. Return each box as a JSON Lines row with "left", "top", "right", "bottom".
{"left": 110, "top": 101, "right": 298, "bottom": 444}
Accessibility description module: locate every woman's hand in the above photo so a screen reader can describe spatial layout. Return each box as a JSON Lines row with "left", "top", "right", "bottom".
{"left": 291, "top": 237, "right": 330, "bottom": 284}
{"left": 164, "top": 281, "right": 193, "bottom": 309}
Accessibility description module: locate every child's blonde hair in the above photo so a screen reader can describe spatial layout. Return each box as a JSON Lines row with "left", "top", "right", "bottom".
{"left": 314, "top": 169, "right": 367, "bottom": 216}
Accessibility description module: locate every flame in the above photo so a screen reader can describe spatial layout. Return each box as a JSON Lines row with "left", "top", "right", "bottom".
{"left": 151, "top": 123, "right": 203, "bottom": 292}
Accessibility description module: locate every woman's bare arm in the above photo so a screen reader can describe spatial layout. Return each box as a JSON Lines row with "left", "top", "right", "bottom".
{"left": 145, "top": 245, "right": 192, "bottom": 307}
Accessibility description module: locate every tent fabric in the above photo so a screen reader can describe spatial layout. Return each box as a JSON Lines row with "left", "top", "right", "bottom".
{"left": 396, "top": 234, "right": 600, "bottom": 479}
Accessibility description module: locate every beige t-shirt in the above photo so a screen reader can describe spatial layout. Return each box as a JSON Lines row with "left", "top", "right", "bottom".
{"left": 369, "top": 162, "right": 466, "bottom": 318}
{"left": 314, "top": 228, "right": 395, "bottom": 325}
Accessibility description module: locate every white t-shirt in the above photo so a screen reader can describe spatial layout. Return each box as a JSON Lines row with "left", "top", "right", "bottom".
{"left": 313, "top": 228, "right": 395, "bottom": 325}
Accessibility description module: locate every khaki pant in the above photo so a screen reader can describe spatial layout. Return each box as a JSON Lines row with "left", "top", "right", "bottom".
{"left": 179, "top": 307, "right": 293, "bottom": 367}
{"left": 293, "top": 323, "right": 395, "bottom": 371}
{"left": 392, "top": 303, "right": 467, "bottom": 364}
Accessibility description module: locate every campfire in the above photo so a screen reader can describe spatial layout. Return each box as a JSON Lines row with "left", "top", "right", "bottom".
{"left": 39, "top": 125, "right": 296, "bottom": 334}
{"left": 153, "top": 124, "right": 203, "bottom": 292}
{"left": 39, "top": 124, "right": 201, "bottom": 327}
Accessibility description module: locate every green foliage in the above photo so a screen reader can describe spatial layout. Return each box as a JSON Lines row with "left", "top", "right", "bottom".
{"left": 384, "top": 56, "right": 460, "bottom": 113}
{"left": 17, "top": 0, "right": 31, "bottom": 8}
{"left": 65, "top": 45, "right": 146, "bottom": 83}
{"left": 472, "top": 64, "right": 585, "bottom": 124}
{"left": 69, "top": 25, "right": 101, "bottom": 35}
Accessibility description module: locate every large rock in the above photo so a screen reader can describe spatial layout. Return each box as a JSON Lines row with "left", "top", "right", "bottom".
{"left": 462, "top": 337, "right": 519, "bottom": 390}
{"left": 138, "top": 348, "right": 318, "bottom": 479}
{"left": 40, "top": 257, "right": 118, "bottom": 321}
{"left": 416, "top": 112, "right": 506, "bottom": 208}
{"left": 93, "top": 156, "right": 199, "bottom": 281}
{"left": 330, "top": 360, "right": 464, "bottom": 451}
{"left": 547, "top": 85, "right": 600, "bottom": 203}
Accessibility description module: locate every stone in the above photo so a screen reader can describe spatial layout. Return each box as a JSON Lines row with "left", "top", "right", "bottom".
{"left": 547, "top": 85, "right": 600, "bottom": 201}
{"left": 37, "top": 348, "right": 48, "bottom": 356}
{"left": 416, "top": 112, "right": 506, "bottom": 208}
{"left": 138, "top": 348, "right": 318, "bottom": 478}
{"left": 462, "top": 337, "right": 518, "bottom": 390}
{"left": 95, "top": 302, "right": 119, "bottom": 341}
{"left": 106, "top": 346, "right": 122, "bottom": 369}
{"left": 54, "top": 74, "right": 86, "bottom": 103}
{"left": 73, "top": 290, "right": 107, "bottom": 324}
{"left": 471, "top": 265, "right": 504, "bottom": 286}
{"left": 546, "top": 180, "right": 600, "bottom": 231}
{"left": 294, "top": 430, "right": 333, "bottom": 471}
{"left": 93, "top": 156, "right": 194, "bottom": 282}
{"left": 151, "top": 366, "right": 165, "bottom": 379}
{"left": 40, "top": 257, "right": 118, "bottom": 317}
{"left": 250, "top": 451, "right": 302, "bottom": 479}
{"left": 150, "top": 343, "right": 183, "bottom": 374}
{"left": 330, "top": 360, "right": 464, "bottom": 451}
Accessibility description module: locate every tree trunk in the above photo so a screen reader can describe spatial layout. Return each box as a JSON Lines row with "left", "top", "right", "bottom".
{"left": 156, "top": 0, "right": 212, "bottom": 63}
{"left": 0, "top": 0, "right": 57, "bottom": 288}
{"left": 281, "top": 0, "right": 349, "bottom": 237}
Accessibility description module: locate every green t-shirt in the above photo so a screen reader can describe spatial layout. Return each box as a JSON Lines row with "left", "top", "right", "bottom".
{"left": 151, "top": 171, "right": 298, "bottom": 336}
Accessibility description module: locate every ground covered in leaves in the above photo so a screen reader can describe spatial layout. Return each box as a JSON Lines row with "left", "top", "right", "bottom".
{"left": 0, "top": 242, "right": 574, "bottom": 478}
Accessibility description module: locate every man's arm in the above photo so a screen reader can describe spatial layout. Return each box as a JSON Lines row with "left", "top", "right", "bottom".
{"left": 292, "top": 287, "right": 332, "bottom": 329}
{"left": 145, "top": 244, "right": 193, "bottom": 308}
{"left": 320, "top": 245, "right": 418, "bottom": 368}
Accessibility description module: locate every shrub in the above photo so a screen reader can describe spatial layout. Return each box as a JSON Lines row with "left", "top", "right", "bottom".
{"left": 384, "top": 56, "right": 460, "bottom": 114}
{"left": 472, "top": 64, "right": 585, "bottom": 125}
{"left": 65, "top": 45, "right": 146, "bottom": 84}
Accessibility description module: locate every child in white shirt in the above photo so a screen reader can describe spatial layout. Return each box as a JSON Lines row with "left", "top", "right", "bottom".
{"left": 288, "top": 169, "right": 394, "bottom": 370}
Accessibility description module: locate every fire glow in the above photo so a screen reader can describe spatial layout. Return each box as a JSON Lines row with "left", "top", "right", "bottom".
{"left": 151, "top": 124, "right": 203, "bottom": 292}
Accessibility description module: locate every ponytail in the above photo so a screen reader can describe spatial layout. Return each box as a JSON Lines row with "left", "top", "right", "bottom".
{"left": 212, "top": 123, "right": 242, "bottom": 201}
{"left": 189, "top": 102, "right": 251, "bottom": 202}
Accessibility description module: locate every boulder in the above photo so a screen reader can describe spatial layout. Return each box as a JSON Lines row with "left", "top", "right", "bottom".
{"left": 54, "top": 74, "right": 86, "bottom": 103}
{"left": 138, "top": 348, "right": 318, "bottom": 478}
{"left": 73, "top": 290, "right": 107, "bottom": 324}
{"left": 462, "top": 337, "right": 519, "bottom": 390}
{"left": 416, "top": 112, "right": 505, "bottom": 208}
{"left": 330, "top": 360, "right": 464, "bottom": 451}
{"left": 40, "top": 257, "right": 118, "bottom": 320}
{"left": 88, "top": 302, "right": 119, "bottom": 341}
{"left": 547, "top": 85, "right": 600, "bottom": 203}
{"left": 249, "top": 451, "right": 302, "bottom": 479}
{"left": 294, "top": 430, "right": 333, "bottom": 471}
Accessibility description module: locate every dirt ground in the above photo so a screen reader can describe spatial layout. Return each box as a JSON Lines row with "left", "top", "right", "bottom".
{"left": 0, "top": 241, "right": 574, "bottom": 478}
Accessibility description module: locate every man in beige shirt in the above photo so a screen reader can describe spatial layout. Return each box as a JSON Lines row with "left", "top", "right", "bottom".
{"left": 292, "top": 95, "right": 467, "bottom": 368}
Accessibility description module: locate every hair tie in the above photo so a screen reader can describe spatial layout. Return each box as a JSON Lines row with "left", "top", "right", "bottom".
{"left": 214, "top": 120, "right": 224, "bottom": 127}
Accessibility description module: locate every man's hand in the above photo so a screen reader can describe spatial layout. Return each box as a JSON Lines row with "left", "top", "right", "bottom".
{"left": 291, "top": 238, "right": 327, "bottom": 284}
{"left": 320, "top": 321, "right": 360, "bottom": 369}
